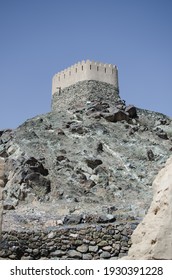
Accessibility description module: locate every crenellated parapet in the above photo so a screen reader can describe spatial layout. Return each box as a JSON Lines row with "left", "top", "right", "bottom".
{"left": 52, "top": 60, "right": 119, "bottom": 95}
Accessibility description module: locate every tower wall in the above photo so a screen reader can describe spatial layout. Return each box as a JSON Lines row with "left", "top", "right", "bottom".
{"left": 52, "top": 60, "right": 119, "bottom": 95}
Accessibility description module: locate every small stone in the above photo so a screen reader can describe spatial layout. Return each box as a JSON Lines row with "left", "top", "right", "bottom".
{"left": 83, "top": 179, "right": 96, "bottom": 189}
{"left": 83, "top": 239, "right": 90, "bottom": 244}
{"left": 102, "top": 245, "right": 112, "bottom": 252}
{"left": 113, "top": 234, "right": 121, "bottom": 241}
{"left": 89, "top": 245, "right": 98, "bottom": 253}
{"left": 147, "top": 149, "right": 154, "bottom": 161}
{"left": 62, "top": 239, "right": 69, "bottom": 244}
{"left": 21, "top": 256, "right": 33, "bottom": 260}
{"left": 68, "top": 250, "right": 82, "bottom": 259}
{"left": 50, "top": 250, "right": 65, "bottom": 257}
{"left": 48, "top": 231, "right": 56, "bottom": 239}
{"left": 74, "top": 240, "right": 83, "bottom": 245}
{"left": 118, "top": 252, "right": 127, "bottom": 258}
{"left": 32, "top": 249, "right": 39, "bottom": 255}
{"left": 97, "top": 240, "right": 108, "bottom": 247}
{"left": 3, "top": 198, "right": 17, "bottom": 210}
{"left": 97, "top": 214, "right": 116, "bottom": 223}
{"left": 156, "top": 131, "right": 168, "bottom": 140}
{"left": 25, "top": 248, "right": 33, "bottom": 254}
{"left": 56, "top": 219, "right": 63, "bottom": 225}
{"left": 120, "top": 246, "right": 129, "bottom": 252}
{"left": 63, "top": 214, "right": 82, "bottom": 224}
{"left": 100, "top": 251, "right": 111, "bottom": 259}
{"left": 69, "top": 233, "right": 78, "bottom": 238}
{"left": 77, "top": 245, "right": 88, "bottom": 253}
{"left": 113, "top": 243, "right": 121, "bottom": 251}
{"left": 9, "top": 254, "right": 17, "bottom": 259}
{"left": 90, "top": 241, "right": 96, "bottom": 245}
{"left": 31, "top": 235, "right": 39, "bottom": 242}
{"left": 97, "top": 142, "right": 103, "bottom": 152}
{"left": 82, "top": 253, "right": 92, "bottom": 260}
{"left": 47, "top": 241, "right": 54, "bottom": 246}
{"left": 40, "top": 249, "right": 49, "bottom": 257}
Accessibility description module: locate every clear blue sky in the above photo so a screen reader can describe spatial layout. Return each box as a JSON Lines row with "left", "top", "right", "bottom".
{"left": 0, "top": 0, "right": 172, "bottom": 129}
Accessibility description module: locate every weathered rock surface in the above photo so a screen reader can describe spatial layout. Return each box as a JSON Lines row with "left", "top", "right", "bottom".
{"left": 1, "top": 96, "right": 172, "bottom": 233}
{"left": 125, "top": 156, "right": 172, "bottom": 259}
{"left": 0, "top": 157, "right": 5, "bottom": 237}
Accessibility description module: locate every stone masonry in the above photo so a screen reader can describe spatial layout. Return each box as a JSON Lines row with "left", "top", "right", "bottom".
{"left": 52, "top": 80, "right": 120, "bottom": 112}
{"left": 0, "top": 222, "right": 138, "bottom": 260}
{"left": 52, "top": 60, "right": 119, "bottom": 94}
{"left": 52, "top": 60, "right": 119, "bottom": 113}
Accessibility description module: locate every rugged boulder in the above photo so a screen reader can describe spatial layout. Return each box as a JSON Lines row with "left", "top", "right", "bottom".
{"left": 125, "top": 156, "right": 172, "bottom": 259}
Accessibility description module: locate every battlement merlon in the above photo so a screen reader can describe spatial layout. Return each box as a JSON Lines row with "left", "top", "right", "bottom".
{"left": 52, "top": 60, "right": 119, "bottom": 95}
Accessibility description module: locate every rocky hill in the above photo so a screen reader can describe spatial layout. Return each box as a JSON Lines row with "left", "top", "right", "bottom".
{"left": 0, "top": 81, "right": 172, "bottom": 259}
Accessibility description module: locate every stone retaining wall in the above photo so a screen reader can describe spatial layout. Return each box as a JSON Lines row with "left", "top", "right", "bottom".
{"left": 0, "top": 222, "right": 138, "bottom": 260}
{"left": 52, "top": 80, "right": 119, "bottom": 112}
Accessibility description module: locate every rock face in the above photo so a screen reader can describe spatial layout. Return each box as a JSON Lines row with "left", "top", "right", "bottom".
{"left": 1, "top": 106, "right": 171, "bottom": 233}
{"left": 0, "top": 157, "right": 5, "bottom": 237}
{"left": 125, "top": 156, "right": 172, "bottom": 260}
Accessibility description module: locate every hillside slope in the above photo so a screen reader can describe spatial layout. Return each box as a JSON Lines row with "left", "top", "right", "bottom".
{"left": 1, "top": 97, "right": 172, "bottom": 232}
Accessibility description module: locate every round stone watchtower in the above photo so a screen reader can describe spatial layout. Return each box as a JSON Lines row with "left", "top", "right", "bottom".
{"left": 51, "top": 60, "right": 120, "bottom": 111}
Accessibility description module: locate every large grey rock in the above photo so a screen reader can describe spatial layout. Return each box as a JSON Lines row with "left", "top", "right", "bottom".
{"left": 125, "top": 156, "right": 172, "bottom": 260}
{"left": 63, "top": 215, "right": 82, "bottom": 225}
{"left": 3, "top": 198, "right": 18, "bottom": 210}
{"left": 97, "top": 214, "right": 116, "bottom": 223}
{"left": 23, "top": 157, "right": 49, "bottom": 176}
{"left": 85, "top": 158, "right": 103, "bottom": 169}
{"left": 102, "top": 109, "right": 129, "bottom": 122}
{"left": 125, "top": 105, "right": 137, "bottom": 118}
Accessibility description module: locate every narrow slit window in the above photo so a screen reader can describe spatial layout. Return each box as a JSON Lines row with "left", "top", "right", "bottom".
{"left": 105, "top": 68, "right": 106, "bottom": 73}
{"left": 82, "top": 66, "right": 83, "bottom": 71}
{"left": 90, "top": 65, "right": 91, "bottom": 70}
{"left": 97, "top": 66, "right": 99, "bottom": 71}
{"left": 75, "top": 68, "right": 77, "bottom": 73}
